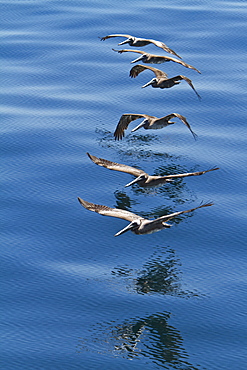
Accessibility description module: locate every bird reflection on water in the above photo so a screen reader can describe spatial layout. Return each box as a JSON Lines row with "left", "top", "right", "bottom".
{"left": 77, "top": 309, "right": 200, "bottom": 369}
{"left": 112, "top": 245, "right": 201, "bottom": 297}
{"left": 76, "top": 242, "right": 203, "bottom": 368}
{"left": 77, "top": 247, "right": 201, "bottom": 367}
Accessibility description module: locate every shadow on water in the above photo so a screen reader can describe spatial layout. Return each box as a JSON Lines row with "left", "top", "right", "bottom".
{"left": 128, "top": 179, "right": 194, "bottom": 205}
{"left": 112, "top": 245, "right": 201, "bottom": 298}
{"left": 96, "top": 127, "right": 160, "bottom": 150}
{"left": 113, "top": 190, "right": 196, "bottom": 225}
{"left": 114, "top": 190, "right": 139, "bottom": 210}
{"left": 77, "top": 310, "right": 201, "bottom": 369}
{"left": 76, "top": 244, "right": 203, "bottom": 367}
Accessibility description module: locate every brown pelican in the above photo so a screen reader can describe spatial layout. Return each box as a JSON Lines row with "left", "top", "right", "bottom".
{"left": 112, "top": 49, "right": 201, "bottom": 74}
{"left": 78, "top": 197, "right": 214, "bottom": 236}
{"left": 130, "top": 64, "right": 201, "bottom": 100}
{"left": 113, "top": 113, "right": 197, "bottom": 140}
{"left": 100, "top": 34, "right": 182, "bottom": 59}
{"left": 87, "top": 152, "right": 219, "bottom": 188}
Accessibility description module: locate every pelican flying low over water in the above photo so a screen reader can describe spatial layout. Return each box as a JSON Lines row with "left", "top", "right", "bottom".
{"left": 113, "top": 49, "right": 201, "bottom": 74}
{"left": 130, "top": 64, "right": 201, "bottom": 99}
{"left": 113, "top": 113, "right": 197, "bottom": 140}
{"left": 100, "top": 34, "right": 182, "bottom": 59}
{"left": 87, "top": 153, "right": 219, "bottom": 188}
{"left": 78, "top": 197, "right": 214, "bottom": 236}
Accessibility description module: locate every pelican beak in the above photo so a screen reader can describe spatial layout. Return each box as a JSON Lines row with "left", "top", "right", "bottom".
{"left": 114, "top": 222, "right": 135, "bottom": 236}
{"left": 131, "top": 55, "right": 143, "bottom": 63}
{"left": 131, "top": 119, "right": 146, "bottom": 132}
{"left": 124, "top": 176, "right": 142, "bottom": 187}
{"left": 142, "top": 80, "right": 153, "bottom": 88}
{"left": 118, "top": 39, "right": 129, "bottom": 45}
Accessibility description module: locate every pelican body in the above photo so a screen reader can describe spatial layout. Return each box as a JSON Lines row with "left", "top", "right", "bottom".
{"left": 130, "top": 64, "right": 201, "bottom": 99}
{"left": 113, "top": 113, "right": 197, "bottom": 140}
{"left": 112, "top": 49, "right": 201, "bottom": 74}
{"left": 78, "top": 197, "right": 214, "bottom": 236}
{"left": 100, "top": 34, "right": 182, "bottom": 59}
{"left": 87, "top": 153, "right": 219, "bottom": 188}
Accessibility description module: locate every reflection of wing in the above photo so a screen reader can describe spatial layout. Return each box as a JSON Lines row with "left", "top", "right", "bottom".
{"left": 151, "top": 202, "right": 214, "bottom": 225}
{"left": 78, "top": 197, "right": 142, "bottom": 222}
{"left": 130, "top": 64, "right": 168, "bottom": 79}
{"left": 172, "top": 75, "right": 201, "bottom": 100}
{"left": 112, "top": 48, "right": 145, "bottom": 55}
{"left": 166, "top": 113, "right": 197, "bottom": 140}
{"left": 162, "top": 167, "right": 220, "bottom": 179}
{"left": 87, "top": 153, "right": 146, "bottom": 177}
{"left": 100, "top": 34, "right": 132, "bottom": 41}
{"left": 114, "top": 113, "right": 151, "bottom": 140}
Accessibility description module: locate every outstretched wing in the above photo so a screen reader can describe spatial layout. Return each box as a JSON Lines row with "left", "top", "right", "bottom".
{"left": 166, "top": 113, "right": 197, "bottom": 140}
{"left": 87, "top": 152, "right": 146, "bottom": 177}
{"left": 149, "top": 39, "right": 182, "bottom": 59}
{"left": 151, "top": 202, "right": 214, "bottom": 226}
{"left": 78, "top": 197, "right": 141, "bottom": 222}
{"left": 161, "top": 167, "right": 220, "bottom": 179}
{"left": 114, "top": 113, "right": 151, "bottom": 140}
{"left": 172, "top": 75, "right": 201, "bottom": 100}
{"left": 160, "top": 56, "right": 201, "bottom": 73}
{"left": 100, "top": 34, "right": 132, "bottom": 41}
{"left": 130, "top": 64, "right": 168, "bottom": 78}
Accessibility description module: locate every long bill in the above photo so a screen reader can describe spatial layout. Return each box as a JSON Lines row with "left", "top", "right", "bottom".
{"left": 118, "top": 39, "right": 130, "bottom": 45}
{"left": 142, "top": 80, "right": 153, "bottom": 88}
{"left": 125, "top": 175, "right": 142, "bottom": 187}
{"left": 114, "top": 221, "right": 136, "bottom": 236}
{"left": 131, "top": 119, "right": 146, "bottom": 132}
{"left": 131, "top": 55, "right": 144, "bottom": 63}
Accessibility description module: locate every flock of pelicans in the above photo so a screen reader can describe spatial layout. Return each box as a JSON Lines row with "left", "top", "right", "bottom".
{"left": 78, "top": 34, "right": 219, "bottom": 236}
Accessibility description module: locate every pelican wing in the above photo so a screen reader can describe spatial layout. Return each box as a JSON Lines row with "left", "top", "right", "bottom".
{"left": 100, "top": 34, "right": 132, "bottom": 41}
{"left": 150, "top": 202, "right": 214, "bottom": 226}
{"left": 161, "top": 167, "right": 220, "bottom": 179}
{"left": 129, "top": 64, "right": 168, "bottom": 79}
{"left": 156, "top": 55, "right": 201, "bottom": 73}
{"left": 173, "top": 59, "right": 201, "bottom": 73}
{"left": 112, "top": 48, "right": 145, "bottom": 55}
{"left": 166, "top": 113, "right": 197, "bottom": 140}
{"left": 87, "top": 152, "right": 146, "bottom": 177}
{"left": 149, "top": 39, "right": 182, "bottom": 59}
{"left": 173, "top": 75, "right": 201, "bottom": 100}
{"left": 78, "top": 197, "right": 142, "bottom": 222}
{"left": 114, "top": 113, "right": 151, "bottom": 140}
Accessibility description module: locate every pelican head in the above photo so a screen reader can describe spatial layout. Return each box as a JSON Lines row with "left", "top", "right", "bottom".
{"left": 114, "top": 219, "right": 141, "bottom": 236}
{"left": 142, "top": 78, "right": 157, "bottom": 88}
{"left": 131, "top": 118, "right": 149, "bottom": 132}
{"left": 118, "top": 37, "right": 133, "bottom": 46}
{"left": 131, "top": 54, "right": 147, "bottom": 63}
{"left": 125, "top": 173, "right": 147, "bottom": 187}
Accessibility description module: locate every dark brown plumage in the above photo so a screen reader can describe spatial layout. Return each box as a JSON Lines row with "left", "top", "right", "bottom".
{"left": 130, "top": 64, "right": 201, "bottom": 99}
{"left": 112, "top": 48, "right": 201, "bottom": 73}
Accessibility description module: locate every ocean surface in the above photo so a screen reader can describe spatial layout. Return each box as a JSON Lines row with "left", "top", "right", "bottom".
{"left": 1, "top": 1, "right": 247, "bottom": 369}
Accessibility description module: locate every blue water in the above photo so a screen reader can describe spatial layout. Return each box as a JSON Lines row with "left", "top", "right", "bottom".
{"left": 1, "top": 1, "right": 247, "bottom": 369}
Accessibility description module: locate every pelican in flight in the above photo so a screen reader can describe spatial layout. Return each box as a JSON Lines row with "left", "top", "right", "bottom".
{"left": 113, "top": 113, "right": 197, "bottom": 140}
{"left": 112, "top": 49, "right": 201, "bottom": 74}
{"left": 78, "top": 197, "right": 214, "bottom": 236}
{"left": 130, "top": 64, "right": 201, "bottom": 99}
{"left": 100, "top": 34, "right": 182, "bottom": 59}
{"left": 87, "top": 153, "right": 219, "bottom": 188}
